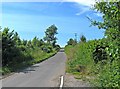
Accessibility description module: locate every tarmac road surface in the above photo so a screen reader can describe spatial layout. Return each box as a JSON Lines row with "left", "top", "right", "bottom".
{"left": 2, "top": 49, "right": 67, "bottom": 87}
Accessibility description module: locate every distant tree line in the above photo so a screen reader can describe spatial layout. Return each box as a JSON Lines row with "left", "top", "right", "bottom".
{"left": 67, "top": 35, "right": 86, "bottom": 46}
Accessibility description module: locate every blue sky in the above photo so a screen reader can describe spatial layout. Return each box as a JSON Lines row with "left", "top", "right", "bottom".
{"left": 1, "top": 1, "right": 104, "bottom": 47}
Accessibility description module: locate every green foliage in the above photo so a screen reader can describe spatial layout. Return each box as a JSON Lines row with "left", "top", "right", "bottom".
{"left": 22, "top": 39, "right": 27, "bottom": 46}
{"left": 95, "top": 60, "right": 120, "bottom": 87}
{"left": 1, "top": 67, "right": 11, "bottom": 75}
{"left": 67, "top": 38, "right": 77, "bottom": 46}
{"left": 2, "top": 28, "right": 21, "bottom": 66}
{"left": 92, "top": 39, "right": 108, "bottom": 64}
{"left": 65, "top": 1, "right": 120, "bottom": 88}
{"left": 91, "top": 1, "right": 120, "bottom": 87}
{"left": 80, "top": 35, "right": 86, "bottom": 43}
{"left": 44, "top": 24, "right": 58, "bottom": 47}
{"left": 31, "top": 37, "right": 44, "bottom": 47}
{"left": 28, "top": 47, "right": 56, "bottom": 64}
{"left": 65, "top": 40, "right": 96, "bottom": 74}
{"left": 41, "top": 44, "right": 53, "bottom": 53}
{"left": 91, "top": 1, "right": 120, "bottom": 62}
{"left": 65, "top": 38, "right": 119, "bottom": 87}
{"left": 1, "top": 25, "right": 58, "bottom": 75}
{"left": 54, "top": 44, "right": 61, "bottom": 51}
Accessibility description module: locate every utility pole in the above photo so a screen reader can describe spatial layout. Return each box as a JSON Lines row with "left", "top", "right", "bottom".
{"left": 74, "top": 33, "right": 77, "bottom": 43}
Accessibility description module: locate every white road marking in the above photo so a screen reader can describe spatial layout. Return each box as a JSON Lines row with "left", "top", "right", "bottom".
{"left": 60, "top": 75, "right": 64, "bottom": 89}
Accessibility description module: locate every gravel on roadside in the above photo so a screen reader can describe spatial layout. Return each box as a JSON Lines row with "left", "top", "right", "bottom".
{"left": 64, "top": 73, "right": 91, "bottom": 87}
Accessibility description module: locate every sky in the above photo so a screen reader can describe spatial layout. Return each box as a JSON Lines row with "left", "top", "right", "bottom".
{"left": 1, "top": 0, "right": 105, "bottom": 47}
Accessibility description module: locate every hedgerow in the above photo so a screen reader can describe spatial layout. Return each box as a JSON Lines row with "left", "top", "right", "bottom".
{"left": 65, "top": 1, "right": 120, "bottom": 87}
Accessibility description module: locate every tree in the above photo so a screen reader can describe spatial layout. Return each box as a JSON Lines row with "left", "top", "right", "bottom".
{"left": 67, "top": 38, "right": 77, "bottom": 46}
{"left": 90, "top": 1, "right": 120, "bottom": 61}
{"left": 39, "top": 39, "right": 44, "bottom": 46}
{"left": 2, "top": 28, "right": 20, "bottom": 66}
{"left": 22, "top": 39, "right": 27, "bottom": 46}
{"left": 80, "top": 35, "right": 86, "bottom": 42}
{"left": 44, "top": 24, "right": 58, "bottom": 47}
{"left": 13, "top": 32, "right": 21, "bottom": 46}
{"left": 32, "top": 36, "right": 38, "bottom": 46}
{"left": 32, "top": 37, "right": 44, "bottom": 47}
{"left": 27, "top": 40, "right": 32, "bottom": 47}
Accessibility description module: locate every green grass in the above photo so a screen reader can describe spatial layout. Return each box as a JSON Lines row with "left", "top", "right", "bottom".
{"left": 65, "top": 43, "right": 98, "bottom": 87}
{"left": 65, "top": 43, "right": 95, "bottom": 75}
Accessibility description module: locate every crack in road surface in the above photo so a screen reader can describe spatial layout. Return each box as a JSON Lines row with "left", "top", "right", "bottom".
{"left": 2, "top": 50, "right": 67, "bottom": 87}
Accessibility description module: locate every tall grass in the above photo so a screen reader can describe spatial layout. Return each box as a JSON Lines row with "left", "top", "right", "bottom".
{"left": 65, "top": 41, "right": 95, "bottom": 76}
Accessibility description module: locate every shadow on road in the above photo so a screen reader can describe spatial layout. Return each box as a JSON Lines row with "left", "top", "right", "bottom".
{"left": 17, "top": 65, "right": 39, "bottom": 74}
{"left": 15, "top": 49, "right": 65, "bottom": 74}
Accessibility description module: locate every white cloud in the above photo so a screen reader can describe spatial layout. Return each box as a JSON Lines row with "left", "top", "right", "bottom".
{"left": 63, "top": 0, "right": 96, "bottom": 7}
{"left": 1, "top": 0, "right": 63, "bottom": 2}
{"left": 65, "top": 0, "right": 103, "bottom": 17}
{"left": 2, "top": 0, "right": 96, "bottom": 6}
{"left": 75, "top": 6, "right": 90, "bottom": 16}
{"left": 62, "top": 0, "right": 96, "bottom": 16}
{"left": 2, "top": 0, "right": 100, "bottom": 16}
{"left": 68, "top": 0, "right": 103, "bottom": 17}
{"left": 94, "top": 12, "right": 103, "bottom": 17}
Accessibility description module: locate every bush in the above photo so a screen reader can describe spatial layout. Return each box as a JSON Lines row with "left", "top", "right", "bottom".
{"left": 65, "top": 38, "right": 119, "bottom": 87}
{"left": 55, "top": 45, "right": 60, "bottom": 51}
{"left": 65, "top": 41, "right": 95, "bottom": 74}
{"left": 93, "top": 45, "right": 108, "bottom": 64}
{"left": 41, "top": 45, "right": 53, "bottom": 53}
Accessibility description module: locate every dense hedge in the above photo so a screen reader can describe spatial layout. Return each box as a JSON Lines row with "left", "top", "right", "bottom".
{"left": 65, "top": 1, "right": 120, "bottom": 87}
{"left": 65, "top": 38, "right": 119, "bottom": 87}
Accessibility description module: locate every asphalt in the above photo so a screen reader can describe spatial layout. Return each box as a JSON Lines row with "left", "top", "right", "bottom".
{"left": 2, "top": 50, "right": 67, "bottom": 87}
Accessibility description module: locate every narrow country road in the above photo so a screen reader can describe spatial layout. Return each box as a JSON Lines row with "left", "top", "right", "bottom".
{"left": 2, "top": 49, "right": 67, "bottom": 87}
